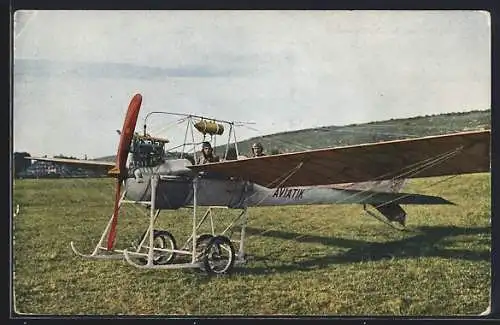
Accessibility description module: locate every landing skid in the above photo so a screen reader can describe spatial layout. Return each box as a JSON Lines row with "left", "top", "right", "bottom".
{"left": 70, "top": 175, "right": 248, "bottom": 274}
{"left": 69, "top": 190, "right": 135, "bottom": 260}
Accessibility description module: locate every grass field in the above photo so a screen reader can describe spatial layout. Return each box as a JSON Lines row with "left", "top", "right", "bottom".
{"left": 12, "top": 173, "right": 491, "bottom": 316}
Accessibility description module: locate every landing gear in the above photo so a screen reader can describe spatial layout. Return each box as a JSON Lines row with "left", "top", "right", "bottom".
{"left": 137, "top": 230, "right": 177, "bottom": 265}
{"left": 71, "top": 174, "right": 248, "bottom": 274}
{"left": 195, "top": 234, "right": 214, "bottom": 253}
{"left": 201, "top": 235, "right": 236, "bottom": 275}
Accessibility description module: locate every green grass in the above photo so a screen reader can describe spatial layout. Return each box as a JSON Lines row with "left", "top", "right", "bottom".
{"left": 12, "top": 174, "right": 491, "bottom": 316}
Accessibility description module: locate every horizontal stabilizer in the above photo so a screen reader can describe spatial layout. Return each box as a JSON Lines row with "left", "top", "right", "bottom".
{"left": 345, "top": 189, "right": 455, "bottom": 206}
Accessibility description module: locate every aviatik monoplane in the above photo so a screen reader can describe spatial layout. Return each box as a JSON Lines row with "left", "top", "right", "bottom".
{"left": 28, "top": 93, "right": 491, "bottom": 274}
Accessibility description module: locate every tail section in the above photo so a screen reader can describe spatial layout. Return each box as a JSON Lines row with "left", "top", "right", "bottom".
{"left": 248, "top": 183, "right": 454, "bottom": 208}
{"left": 248, "top": 181, "right": 453, "bottom": 229}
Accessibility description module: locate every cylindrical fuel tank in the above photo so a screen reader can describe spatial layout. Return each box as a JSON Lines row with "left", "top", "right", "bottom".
{"left": 194, "top": 120, "right": 224, "bottom": 136}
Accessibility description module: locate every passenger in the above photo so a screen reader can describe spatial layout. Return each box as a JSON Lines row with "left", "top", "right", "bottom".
{"left": 251, "top": 142, "right": 266, "bottom": 157}
{"left": 196, "top": 141, "right": 220, "bottom": 164}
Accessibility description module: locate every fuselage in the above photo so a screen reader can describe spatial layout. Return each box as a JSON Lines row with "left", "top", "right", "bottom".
{"left": 123, "top": 159, "right": 448, "bottom": 210}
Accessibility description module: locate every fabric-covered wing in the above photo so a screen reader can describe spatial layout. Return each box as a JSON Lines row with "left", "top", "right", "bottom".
{"left": 188, "top": 130, "right": 490, "bottom": 187}
{"left": 27, "top": 156, "right": 115, "bottom": 169}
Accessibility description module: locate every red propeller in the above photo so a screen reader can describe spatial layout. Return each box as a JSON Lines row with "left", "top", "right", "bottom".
{"left": 106, "top": 93, "right": 142, "bottom": 251}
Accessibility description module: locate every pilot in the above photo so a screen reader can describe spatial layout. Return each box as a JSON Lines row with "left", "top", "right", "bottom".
{"left": 251, "top": 142, "right": 266, "bottom": 157}
{"left": 197, "top": 141, "right": 220, "bottom": 164}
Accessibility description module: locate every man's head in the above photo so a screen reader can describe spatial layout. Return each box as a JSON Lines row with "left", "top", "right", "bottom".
{"left": 202, "top": 141, "right": 213, "bottom": 156}
{"left": 252, "top": 142, "right": 263, "bottom": 156}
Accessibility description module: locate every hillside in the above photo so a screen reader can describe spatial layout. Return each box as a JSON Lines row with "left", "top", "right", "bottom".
{"left": 96, "top": 109, "right": 490, "bottom": 160}
{"left": 231, "top": 109, "right": 490, "bottom": 156}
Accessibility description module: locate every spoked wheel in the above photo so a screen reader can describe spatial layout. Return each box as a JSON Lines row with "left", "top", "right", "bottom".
{"left": 195, "top": 234, "right": 214, "bottom": 252}
{"left": 201, "top": 235, "right": 235, "bottom": 275}
{"left": 138, "top": 230, "right": 177, "bottom": 265}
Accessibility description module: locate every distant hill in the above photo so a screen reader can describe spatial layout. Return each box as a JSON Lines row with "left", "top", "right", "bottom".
{"left": 95, "top": 109, "right": 490, "bottom": 160}
{"left": 225, "top": 109, "right": 490, "bottom": 156}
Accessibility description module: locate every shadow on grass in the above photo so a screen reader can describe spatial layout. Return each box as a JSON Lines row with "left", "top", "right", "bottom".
{"left": 238, "top": 225, "right": 490, "bottom": 275}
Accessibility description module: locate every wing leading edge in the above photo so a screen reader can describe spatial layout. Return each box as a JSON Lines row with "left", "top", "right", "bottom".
{"left": 188, "top": 130, "right": 490, "bottom": 187}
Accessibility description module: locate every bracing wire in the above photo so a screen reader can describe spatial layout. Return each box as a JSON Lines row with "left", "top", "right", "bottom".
{"left": 245, "top": 144, "right": 465, "bottom": 239}
{"left": 300, "top": 146, "right": 463, "bottom": 210}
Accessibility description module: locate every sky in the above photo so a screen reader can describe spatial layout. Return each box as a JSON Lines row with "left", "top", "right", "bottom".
{"left": 13, "top": 10, "right": 491, "bottom": 159}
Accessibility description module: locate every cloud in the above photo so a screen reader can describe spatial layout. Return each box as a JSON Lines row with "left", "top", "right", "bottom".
{"left": 14, "top": 58, "right": 249, "bottom": 80}
{"left": 13, "top": 10, "right": 490, "bottom": 158}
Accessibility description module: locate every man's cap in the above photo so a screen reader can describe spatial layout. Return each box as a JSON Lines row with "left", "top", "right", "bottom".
{"left": 252, "top": 142, "right": 263, "bottom": 149}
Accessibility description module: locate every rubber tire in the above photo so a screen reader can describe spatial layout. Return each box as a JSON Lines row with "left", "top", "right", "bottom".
{"left": 138, "top": 229, "right": 177, "bottom": 265}
{"left": 201, "top": 235, "right": 235, "bottom": 275}
{"left": 196, "top": 234, "right": 214, "bottom": 248}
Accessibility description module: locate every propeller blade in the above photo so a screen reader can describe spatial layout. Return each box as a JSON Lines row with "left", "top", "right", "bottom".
{"left": 106, "top": 179, "right": 122, "bottom": 250}
{"left": 108, "top": 93, "right": 142, "bottom": 178}
{"left": 106, "top": 93, "right": 142, "bottom": 251}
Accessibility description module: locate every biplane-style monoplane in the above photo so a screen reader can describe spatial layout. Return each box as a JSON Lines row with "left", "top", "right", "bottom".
{"left": 27, "top": 93, "right": 491, "bottom": 274}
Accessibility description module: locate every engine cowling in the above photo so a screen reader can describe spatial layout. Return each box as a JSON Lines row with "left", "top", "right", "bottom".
{"left": 125, "top": 159, "right": 195, "bottom": 209}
